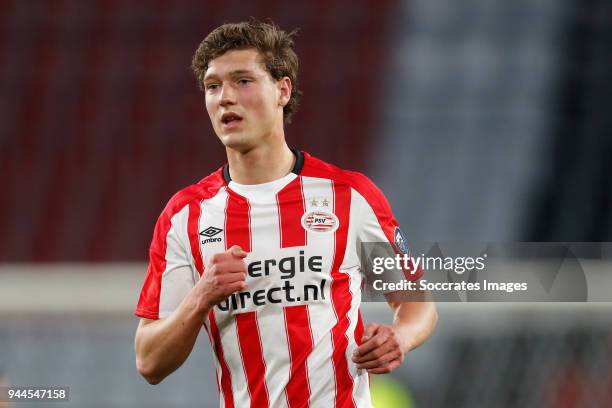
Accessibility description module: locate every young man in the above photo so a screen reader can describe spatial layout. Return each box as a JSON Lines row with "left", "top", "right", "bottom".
{"left": 135, "top": 20, "right": 437, "bottom": 408}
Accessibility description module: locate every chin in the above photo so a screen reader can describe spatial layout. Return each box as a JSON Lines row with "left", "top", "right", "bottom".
{"left": 220, "top": 133, "right": 255, "bottom": 152}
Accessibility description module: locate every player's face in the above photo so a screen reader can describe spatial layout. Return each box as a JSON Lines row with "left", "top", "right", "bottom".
{"left": 203, "top": 48, "right": 290, "bottom": 151}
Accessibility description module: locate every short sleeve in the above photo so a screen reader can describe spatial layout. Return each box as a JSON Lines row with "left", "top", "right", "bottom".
{"left": 135, "top": 204, "right": 196, "bottom": 319}
{"left": 352, "top": 174, "right": 423, "bottom": 283}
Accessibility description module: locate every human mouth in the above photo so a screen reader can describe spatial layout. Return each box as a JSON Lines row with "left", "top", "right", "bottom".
{"left": 221, "top": 112, "right": 243, "bottom": 130}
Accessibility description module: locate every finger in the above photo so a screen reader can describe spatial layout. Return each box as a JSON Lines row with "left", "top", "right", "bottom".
{"left": 212, "top": 259, "right": 247, "bottom": 274}
{"left": 209, "top": 252, "right": 232, "bottom": 266}
{"left": 228, "top": 245, "right": 248, "bottom": 258}
{"left": 355, "top": 331, "right": 388, "bottom": 357}
{"left": 355, "top": 350, "right": 401, "bottom": 369}
{"left": 352, "top": 338, "right": 396, "bottom": 363}
{"left": 217, "top": 273, "right": 246, "bottom": 284}
{"left": 225, "top": 281, "right": 247, "bottom": 293}
{"left": 206, "top": 281, "right": 247, "bottom": 306}
{"left": 226, "top": 258, "right": 247, "bottom": 273}
{"left": 367, "top": 359, "right": 401, "bottom": 374}
{"left": 361, "top": 323, "right": 379, "bottom": 342}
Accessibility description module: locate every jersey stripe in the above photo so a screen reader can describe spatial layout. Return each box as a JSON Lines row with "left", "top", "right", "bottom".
{"left": 188, "top": 200, "right": 204, "bottom": 275}
{"left": 201, "top": 321, "right": 223, "bottom": 401}
{"left": 135, "top": 213, "right": 171, "bottom": 318}
{"left": 225, "top": 190, "right": 252, "bottom": 252}
{"left": 200, "top": 188, "right": 230, "bottom": 268}
{"left": 277, "top": 176, "right": 307, "bottom": 248}
{"left": 355, "top": 311, "right": 364, "bottom": 347}
{"left": 284, "top": 305, "right": 314, "bottom": 408}
{"left": 299, "top": 176, "right": 338, "bottom": 407}
{"left": 329, "top": 182, "right": 356, "bottom": 408}
{"left": 236, "top": 312, "right": 270, "bottom": 408}
{"left": 209, "top": 310, "right": 235, "bottom": 408}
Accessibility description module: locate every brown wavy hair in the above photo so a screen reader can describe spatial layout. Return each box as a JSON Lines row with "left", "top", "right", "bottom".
{"left": 192, "top": 19, "right": 302, "bottom": 124}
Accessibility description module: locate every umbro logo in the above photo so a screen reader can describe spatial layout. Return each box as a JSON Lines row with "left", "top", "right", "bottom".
{"left": 200, "top": 226, "right": 223, "bottom": 244}
{"left": 200, "top": 226, "right": 222, "bottom": 237}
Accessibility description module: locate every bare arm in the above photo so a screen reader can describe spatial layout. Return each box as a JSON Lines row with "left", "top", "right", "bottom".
{"left": 135, "top": 290, "right": 209, "bottom": 384}
{"left": 135, "top": 246, "right": 247, "bottom": 384}
{"left": 352, "top": 289, "right": 437, "bottom": 374}
{"left": 388, "top": 289, "right": 438, "bottom": 353}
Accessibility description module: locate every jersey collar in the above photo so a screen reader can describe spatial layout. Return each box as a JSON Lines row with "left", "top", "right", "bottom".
{"left": 222, "top": 149, "right": 304, "bottom": 184}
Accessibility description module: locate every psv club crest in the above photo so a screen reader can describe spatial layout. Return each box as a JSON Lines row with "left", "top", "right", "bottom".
{"left": 301, "top": 210, "right": 339, "bottom": 233}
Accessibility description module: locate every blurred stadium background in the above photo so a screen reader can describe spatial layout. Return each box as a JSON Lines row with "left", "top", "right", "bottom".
{"left": 1, "top": 0, "right": 611, "bottom": 407}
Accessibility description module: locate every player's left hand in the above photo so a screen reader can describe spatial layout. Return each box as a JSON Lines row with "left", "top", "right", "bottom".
{"left": 352, "top": 323, "right": 406, "bottom": 374}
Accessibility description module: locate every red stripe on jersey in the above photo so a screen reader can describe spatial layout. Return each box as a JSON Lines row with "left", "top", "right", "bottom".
{"left": 225, "top": 190, "right": 252, "bottom": 252}
{"left": 329, "top": 182, "right": 356, "bottom": 408}
{"left": 355, "top": 311, "right": 364, "bottom": 346}
{"left": 209, "top": 310, "right": 235, "bottom": 408}
{"left": 284, "top": 305, "right": 314, "bottom": 408}
{"left": 276, "top": 176, "right": 307, "bottom": 248}
{"left": 236, "top": 312, "right": 269, "bottom": 408}
{"left": 202, "top": 323, "right": 221, "bottom": 394}
{"left": 188, "top": 200, "right": 204, "bottom": 275}
{"left": 135, "top": 213, "right": 171, "bottom": 319}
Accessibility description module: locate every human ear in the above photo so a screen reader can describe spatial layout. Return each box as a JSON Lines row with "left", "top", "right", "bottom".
{"left": 277, "top": 77, "right": 292, "bottom": 107}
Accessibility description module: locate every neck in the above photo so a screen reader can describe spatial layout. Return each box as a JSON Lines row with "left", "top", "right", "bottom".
{"left": 226, "top": 142, "right": 295, "bottom": 184}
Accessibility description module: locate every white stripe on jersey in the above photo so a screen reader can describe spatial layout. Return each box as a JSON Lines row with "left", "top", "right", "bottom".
{"left": 221, "top": 317, "right": 251, "bottom": 407}
{"left": 300, "top": 176, "right": 338, "bottom": 407}
{"left": 248, "top": 192, "right": 289, "bottom": 407}
{"left": 200, "top": 187, "right": 229, "bottom": 265}
{"left": 159, "top": 205, "right": 193, "bottom": 318}
{"left": 344, "top": 189, "right": 371, "bottom": 407}
{"left": 259, "top": 307, "right": 290, "bottom": 408}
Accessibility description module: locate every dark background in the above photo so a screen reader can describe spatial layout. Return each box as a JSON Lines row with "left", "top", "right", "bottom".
{"left": 1, "top": 0, "right": 610, "bottom": 262}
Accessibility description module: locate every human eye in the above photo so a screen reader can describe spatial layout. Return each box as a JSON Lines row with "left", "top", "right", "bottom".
{"left": 238, "top": 78, "right": 252, "bottom": 85}
{"left": 205, "top": 83, "right": 220, "bottom": 91}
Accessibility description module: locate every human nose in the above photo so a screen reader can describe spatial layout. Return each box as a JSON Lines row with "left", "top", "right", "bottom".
{"left": 219, "top": 83, "right": 236, "bottom": 107}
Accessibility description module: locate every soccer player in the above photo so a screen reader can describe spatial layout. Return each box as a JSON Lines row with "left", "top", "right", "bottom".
{"left": 134, "top": 20, "right": 437, "bottom": 407}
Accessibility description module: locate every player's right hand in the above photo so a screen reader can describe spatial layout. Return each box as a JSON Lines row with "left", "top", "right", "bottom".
{"left": 196, "top": 245, "right": 248, "bottom": 312}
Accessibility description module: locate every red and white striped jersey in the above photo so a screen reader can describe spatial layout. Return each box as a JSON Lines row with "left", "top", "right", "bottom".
{"left": 135, "top": 151, "right": 421, "bottom": 408}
